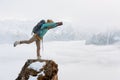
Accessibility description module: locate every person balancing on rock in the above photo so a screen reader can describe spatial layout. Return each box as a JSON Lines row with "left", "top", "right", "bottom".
{"left": 14, "top": 19, "right": 63, "bottom": 59}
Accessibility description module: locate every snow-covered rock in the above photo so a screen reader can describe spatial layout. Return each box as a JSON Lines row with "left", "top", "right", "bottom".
{"left": 16, "top": 59, "right": 58, "bottom": 80}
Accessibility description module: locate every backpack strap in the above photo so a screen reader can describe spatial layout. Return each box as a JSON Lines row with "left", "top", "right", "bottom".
{"left": 41, "top": 38, "right": 44, "bottom": 54}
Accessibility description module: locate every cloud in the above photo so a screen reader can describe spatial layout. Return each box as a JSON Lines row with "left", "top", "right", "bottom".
{"left": 0, "top": 0, "right": 120, "bottom": 29}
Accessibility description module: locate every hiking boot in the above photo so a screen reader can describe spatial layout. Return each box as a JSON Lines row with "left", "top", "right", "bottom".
{"left": 37, "top": 56, "right": 41, "bottom": 60}
{"left": 14, "top": 41, "right": 20, "bottom": 47}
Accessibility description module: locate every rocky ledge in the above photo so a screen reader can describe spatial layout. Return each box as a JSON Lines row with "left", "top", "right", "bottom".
{"left": 16, "top": 59, "right": 58, "bottom": 80}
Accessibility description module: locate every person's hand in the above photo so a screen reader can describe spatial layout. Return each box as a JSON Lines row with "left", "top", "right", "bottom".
{"left": 56, "top": 22, "right": 63, "bottom": 26}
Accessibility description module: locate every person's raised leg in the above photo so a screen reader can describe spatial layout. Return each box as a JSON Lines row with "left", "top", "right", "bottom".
{"left": 14, "top": 35, "right": 37, "bottom": 47}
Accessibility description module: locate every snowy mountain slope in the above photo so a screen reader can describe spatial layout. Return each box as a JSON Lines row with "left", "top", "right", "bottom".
{"left": 86, "top": 30, "right": 120, "bottom": 45}
{"left": 0, "top": 20, "right": 87, "bottom": 43}
{"left": 0, "top": 20, "right": 32, "bottom": 44}
{"left": 0, "top": 20, "right": 120, "bottom": 45}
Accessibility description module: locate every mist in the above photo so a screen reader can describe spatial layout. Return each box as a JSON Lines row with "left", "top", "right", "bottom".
{"left": 0, "top": 0, "right": 120, "bottom": 30}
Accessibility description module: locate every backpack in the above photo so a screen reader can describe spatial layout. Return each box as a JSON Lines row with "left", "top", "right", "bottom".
{"left": 32, "top": 20, "right": 46, "bottom": 34}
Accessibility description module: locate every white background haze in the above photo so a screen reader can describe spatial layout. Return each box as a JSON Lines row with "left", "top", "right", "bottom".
{"left": 0, "top": 0, "right": 120, "bottom": 80}
{"left": 0, "top": 0, "right": 120, "bottom": 31}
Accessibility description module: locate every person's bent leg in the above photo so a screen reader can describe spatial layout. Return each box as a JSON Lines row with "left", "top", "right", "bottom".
{"left": 36, "top": 39, "right": 41, "bottom": 59}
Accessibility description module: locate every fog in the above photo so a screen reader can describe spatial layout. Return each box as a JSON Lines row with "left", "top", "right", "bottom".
{"left": 0, "top": 0, "right": 120, "bottom": 30}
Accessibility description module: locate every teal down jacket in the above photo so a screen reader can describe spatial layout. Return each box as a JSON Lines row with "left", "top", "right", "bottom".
{"left": 37, "top": 23, "right": 57, "bottom": 38}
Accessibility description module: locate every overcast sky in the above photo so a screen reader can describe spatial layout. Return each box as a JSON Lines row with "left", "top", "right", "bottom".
{"left": 0, "top": 0, "right": 120, "bottom": 30}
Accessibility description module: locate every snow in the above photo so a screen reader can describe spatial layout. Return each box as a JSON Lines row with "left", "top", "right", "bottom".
{"left": 28, "top": 62, "right": 45, "bottom": 80}
{"left": 0, "top": 41, "right": 120, "bottom": 80}
{"left": 38, "top": 71, "right": 45, "bottom": 76}
{"left": 28, "top": 62, "right": 46, "bottom": 72}
{"left": 28, "top": 75, "right": 37, "bottom": 80}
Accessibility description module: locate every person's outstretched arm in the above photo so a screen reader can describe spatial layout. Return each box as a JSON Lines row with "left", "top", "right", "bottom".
{"left": 41, "top": 22, "right": 63, "bottom": 29}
